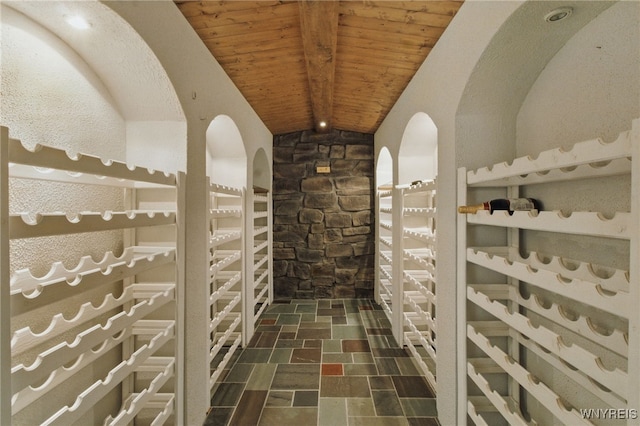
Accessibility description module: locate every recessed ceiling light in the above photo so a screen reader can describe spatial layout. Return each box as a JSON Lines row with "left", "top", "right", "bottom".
{"left": 65, "top": 15, "right": 91, "bottom": 30}
{"left": 544, "top": 7, "right": 573, "bottom": 23}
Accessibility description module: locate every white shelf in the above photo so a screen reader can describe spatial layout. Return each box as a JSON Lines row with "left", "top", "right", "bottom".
{"left": 468, "top": 324, "right": 593, "bottom": 425}
{"left": 210, "top": 229, "right": 242, "bottom": 246}
{"left": 209, "top": 331, "right": 242, "bottom": 388}
{"left": 210, "top": 208, "right": 242, "bottom": 218}
{"left": 10, "top": 246, "right": 175, "bottom": 297}
{"left": 403, "top": 227, "right": 436, "bottom": 244}
{"left": 10, "top": 210, "right": 176, "bottom": 239}
{"left": 209, "top": 182, "right": 243, "bottom": 197}
{"left": 379, "top": 220, "right": 393, "bottom": 231}
{"left": 8, "top": 136, "right": 176, "bottom": 187}
{"left": 467, "top": 248, "right": 627, "bottom": 317}
{"left": 376, "top": 177, "right": 438, "bottom": 386}
{"left": 466, "top": 210, "right": 630, "bottom": 240}
{"left": 40, "top": 324, "right": 174, "bottom": 426}
{"left": 466, "top": 128, "right": 632, "bottom": 186}
{"left": 402, "top": 180, "right": 437, "bottom": 194}
{"left": 404, "top": 248, "right": 436, "bottom": 272}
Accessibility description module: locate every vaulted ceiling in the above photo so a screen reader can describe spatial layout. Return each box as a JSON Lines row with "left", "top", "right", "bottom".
{"left": 175, "top": 1, "right": 463, "bottom": 135}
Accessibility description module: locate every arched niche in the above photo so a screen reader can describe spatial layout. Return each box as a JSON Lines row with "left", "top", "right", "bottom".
{"left": 376, "top": 146, "right": 394, "bottom": 191}
{"left": 455, "top": 1, "right": 615, "bottom": 171}
{"left": 1, "top": 0, "right": 187, "bottom": 274}
{"left": 3, "top": 1, "right": 187, "bottom": 173}
{"left": 252, "top": 147, "right": 271, "bottom": 192}
{"left": 398, "top": 112, "right": 437, "bottom": 184}
{"left": 206, "top": 115, "right": 248, "bottom": 188}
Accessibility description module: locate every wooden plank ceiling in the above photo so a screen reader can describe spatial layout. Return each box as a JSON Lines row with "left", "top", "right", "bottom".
{"left": 175, "top": 1, "right": 463, "bottom": 135}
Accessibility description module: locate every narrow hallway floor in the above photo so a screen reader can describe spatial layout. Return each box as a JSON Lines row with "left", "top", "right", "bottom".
{"left": 205, "top": 299, "right": 438, "bottom": 426}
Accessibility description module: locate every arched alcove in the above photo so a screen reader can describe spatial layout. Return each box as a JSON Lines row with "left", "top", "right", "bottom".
{"left": 453, "top": 2, "right": 633, "bottom": 424}
{"left": 376, "top": 146, "right": 394, "bottom": 190}
{"left": 374, "top": 145, "right": 393, "bottom": 314}
{"left": 1, "top": 2, "right": 188, "bottom": 424}
{"left": 3, "top": 1, "right": 187, "bottom": 173}
{"left": 206, "top": 115, "right": 248, "bottom": 188}
{"left": 398, "top": 112, "right": 437, "bottom": 183}
{"left": 1, "top": 0, "right": 188, "bottom": 272}
{"left": 252, "top": 147, "right": 271, "bottom": 191}
{"left": 455, "top": 1, "right": 614, "bottom": 171}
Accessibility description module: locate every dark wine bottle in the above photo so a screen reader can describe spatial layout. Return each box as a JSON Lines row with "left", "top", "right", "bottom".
{"left": 458, "top": 198, "right": 541, "bottom": 214}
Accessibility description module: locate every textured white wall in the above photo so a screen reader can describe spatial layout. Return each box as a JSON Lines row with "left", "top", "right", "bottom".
{"left": 514, "top": 0, "right": 638, "bottom": 269}
{"left": 1, "top": 4, "right": 126, "bottom": 278}
{"left": 1, "top": 5, "right": 126, "bottom": 158}
{"left": 517, "top": 1, "right": 640, "bottom": 152}
{"left": 5, "top": 1, "right": 189, "bottom": 175}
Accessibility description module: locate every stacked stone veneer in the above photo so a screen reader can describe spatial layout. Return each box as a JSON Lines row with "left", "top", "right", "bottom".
{"left": 273, "top": 129, "right": 375, "bottom": 300}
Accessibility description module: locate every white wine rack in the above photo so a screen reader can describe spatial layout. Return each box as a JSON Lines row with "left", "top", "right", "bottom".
{"left": 400, "top": 179, "right": 437, "bottom": 392}
{"left": 457, "top": 119, "right": 639, "bottom": 425}
{"left": 246, "top": 186, "right": 272, "bottom": 344}
{"left": 207, "top": 182, "right": 244, "bottom": 391}
{"left": 376, "top": 188, "right": 394, "bottom": 324}
{"left": 1, "top": 127, "right": 184, "bottom": 424}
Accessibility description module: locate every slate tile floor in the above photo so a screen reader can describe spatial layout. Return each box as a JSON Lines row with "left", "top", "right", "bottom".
{"left": 205, "top": 299, "right": 438, "bottom": 426}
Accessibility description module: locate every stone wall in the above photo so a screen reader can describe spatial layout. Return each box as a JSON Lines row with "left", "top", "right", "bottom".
{"left": 273, "top": 129, "right": 375, "bottom": 299}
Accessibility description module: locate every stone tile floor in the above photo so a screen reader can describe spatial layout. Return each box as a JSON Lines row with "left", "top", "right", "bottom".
{"left": 205, "top": 299, "right": 438, "bottom": 426}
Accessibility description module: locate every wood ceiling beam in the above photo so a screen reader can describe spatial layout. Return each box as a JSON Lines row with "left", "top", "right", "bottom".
{"left": 299, "top": 0, "right": 339, "bottom": 132}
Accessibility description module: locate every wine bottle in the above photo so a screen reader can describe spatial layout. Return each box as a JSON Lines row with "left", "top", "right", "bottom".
{"left": 458, "top": 198, "right": 541, "bottom": 214}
